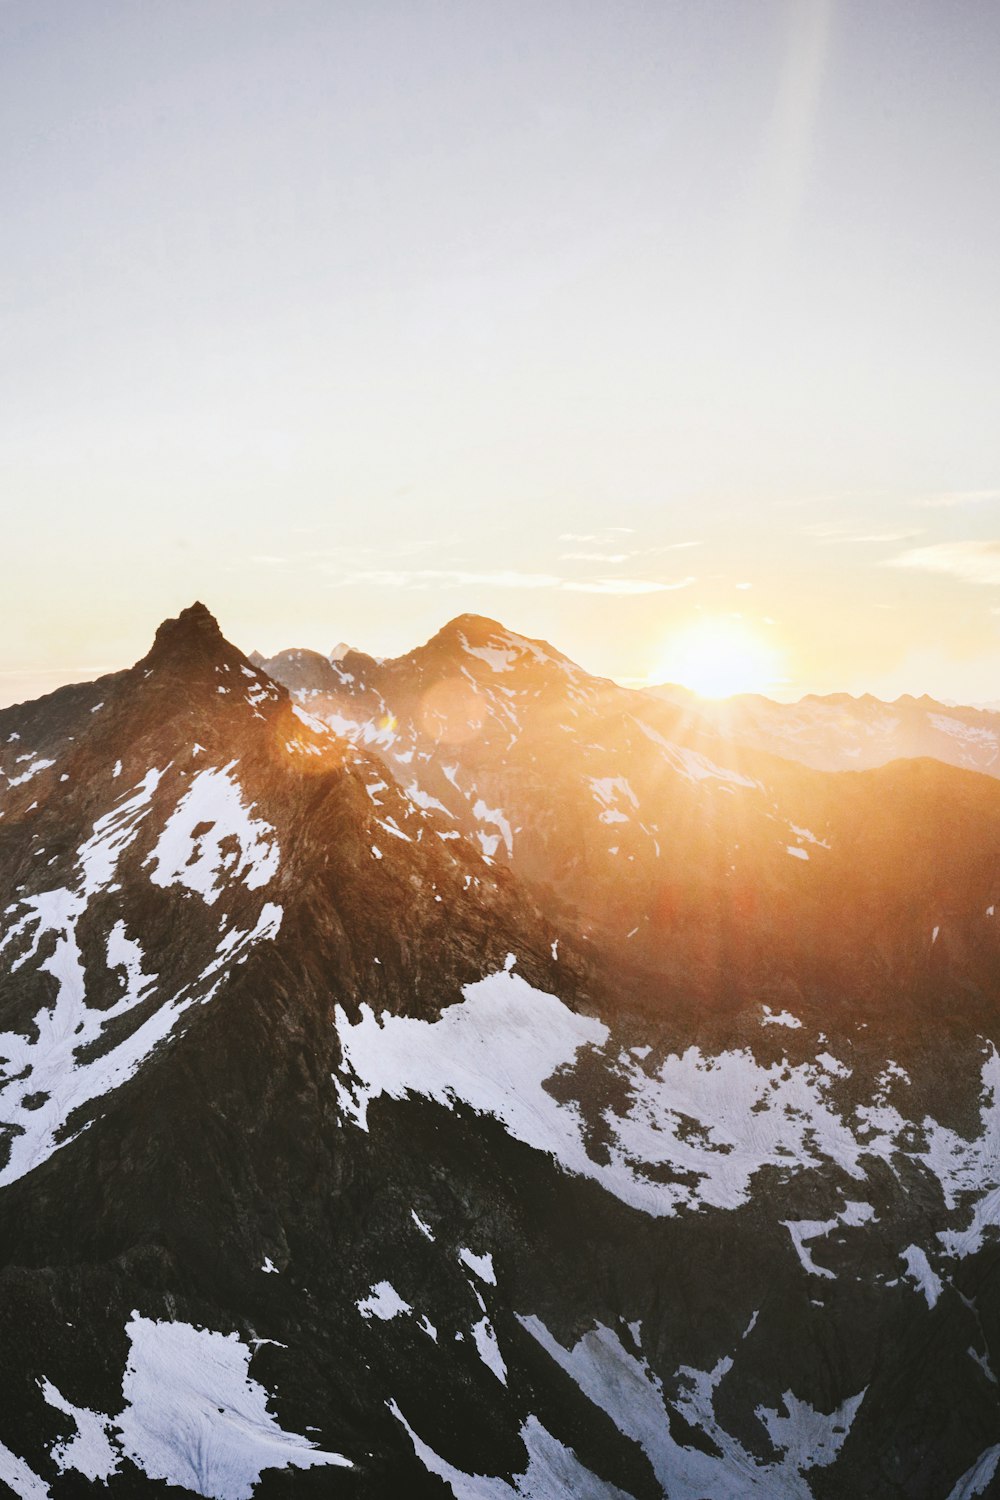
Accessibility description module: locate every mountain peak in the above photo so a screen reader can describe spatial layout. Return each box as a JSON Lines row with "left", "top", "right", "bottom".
{"left": 435, "top": 613, "right": 510, "bottom": 646}
{"left": 143, "top": 601, "right": 232, "bottom": 673}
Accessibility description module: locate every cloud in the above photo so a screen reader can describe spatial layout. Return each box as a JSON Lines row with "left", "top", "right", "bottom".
{"left": 337, "top": 569, "right": 563, "bottom": 590}
{"left": 558, "top": 526, "right": 635, "bottom": 542}
{"left": 916, "top": 490, "right": 1000, "bottom": 510}
{"left": 560, "top": 551, "right": 632, "bottom": 563}
{"left": 0, "top": 664, "right": 113, "bottom": 678}
{"left": 562, "top": 576, "right": 696, "bottom": 595}
{"left": 885, "top": 540, "right": 1000, "bottom": 586}
{"left": 331, "top": 566, "right": 697, "bottom": 596}
{"left": 849, "top": 531, "right": 924, "bottom": 543}
{"left": 801, "top": 522, "right": 923, "bottom": 543}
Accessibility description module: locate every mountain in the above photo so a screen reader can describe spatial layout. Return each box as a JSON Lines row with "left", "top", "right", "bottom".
{"left": 648, "top": 684, "right": 1000, "bottom": 779}
{"left": 0, "top": 604, "right": 999, "bottom": 1497}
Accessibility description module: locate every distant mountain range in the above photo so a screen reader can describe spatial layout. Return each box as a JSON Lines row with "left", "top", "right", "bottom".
{"left": 1, "top": 604, "right": 998, "bottom": 1498}
{"left": 648, "top": 682, "right": 1000, "bottom": 778}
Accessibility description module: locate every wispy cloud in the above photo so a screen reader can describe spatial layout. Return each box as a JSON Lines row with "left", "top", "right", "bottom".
{"left": 850, "top": 531, "right": 924, "bottom": 543}
{"left": 559, "top": 528, "right": 636, "bottom": 543}
{"left": 0, "top": 664, "right": 113, "bottom": 678}
{"left": 332, "top": 567, "right": 697, "bottom": 596}
{"left": 886, "top": 540, "right": 1000, "bottom": 586}
{"left": 915, "top": 489, "right": 1000, "bottom": 510}
{"left": 563, "top": 576, "right": 696, "bottom": 595}
{"left": 560, "top": 551, "right": 631, "bottom": 563}
{"left": 336, "top": 569, "right": 563, "bottom": 590}
{"left": 801, "top": 522, "right": 923, "bottom": 543}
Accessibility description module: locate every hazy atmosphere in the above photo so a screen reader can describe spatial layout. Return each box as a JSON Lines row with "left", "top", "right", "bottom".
{"left": 3, "top": 0, "right": 999, "bottom": 703}
{"left": 6, "top": 9, "right": 1000, "bottom": 1495}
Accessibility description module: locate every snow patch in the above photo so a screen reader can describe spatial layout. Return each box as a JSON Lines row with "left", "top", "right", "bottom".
{"left": 334, "top": 968, "right": 874, "bottom": 1219}
{"left": 901, "top": 1244, "right": 942, "bottom": 1308}
{"left": 458, "top": 1248, "right": 496, "bottom": 1285}
{"left": 520, "top": 1315, "right": 863, "bottom": 1498}
{"left": 761, "top": 1007, "right": 802, "bottom": 1029}
{"left": 390, "top": 1402, "right": 631, "bottom": 1499}
{"left": 357, "top": 1282, "right": 412, "bottom": 1322}
{"left": 472, "top": 1317, "right": 507, "bottom": 1385}
{"left": 146, "top": 762, "right": 279, "bottom": 905}
{"left": 947, "top": 1445, "right": 1000, "bottom": 1499}
{"left": 115, "top": 1315, "right": 350, "bottom": 1497}
{"left": 41, "top": 1379, "right": 119, "bottom": 1482}
{"left": 0, "top": 1441, "right": 50, "bottom": 1498}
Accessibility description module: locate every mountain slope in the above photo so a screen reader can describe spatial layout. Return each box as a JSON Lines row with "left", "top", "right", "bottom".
{"left": 0, "top": 606, "right": 999, "bottom": 1497}
{"left": 648, "top": 684, "right": 1000, "bottom": 779}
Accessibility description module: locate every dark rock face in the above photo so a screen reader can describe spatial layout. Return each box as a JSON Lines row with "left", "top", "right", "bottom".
{"left": 0, "top": 606, "right": 999, "bottom": 1498}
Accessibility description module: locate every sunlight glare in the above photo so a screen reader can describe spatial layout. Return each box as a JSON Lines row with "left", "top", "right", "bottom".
{"left": 652, "top": 617, "right": 780, "bottom": 698}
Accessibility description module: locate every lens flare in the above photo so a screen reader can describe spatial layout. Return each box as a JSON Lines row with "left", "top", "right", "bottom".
{"left": 652, "top": 618, "right": 780, "bottom": 698}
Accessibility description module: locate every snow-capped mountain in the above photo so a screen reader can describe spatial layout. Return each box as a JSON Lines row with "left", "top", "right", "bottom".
{"left": 1, "top": 604, "right": 999, "bottom": 1498}
{"left": 648, "top": 684, "right": 1000, "bottom": 779}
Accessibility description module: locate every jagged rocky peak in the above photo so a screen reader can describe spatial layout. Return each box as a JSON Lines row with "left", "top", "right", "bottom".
{"left": 138, "top": 602, "right": 284, "bottom": 705}
{"left": 253, "top": 646, "right": 341, "bottom": 693}
{"left": 144, "top": 600, "right": 229, "bottom": 672}
{"left": 6, "top": 602, "right": 1000, "bottom": 1495}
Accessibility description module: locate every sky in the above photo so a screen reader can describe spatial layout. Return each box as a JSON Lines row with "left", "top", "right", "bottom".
{"left": 2, "top": 0, "right": 1000, "bottom": 705}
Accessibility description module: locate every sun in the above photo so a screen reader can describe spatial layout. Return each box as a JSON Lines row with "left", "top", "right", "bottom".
{"left": 651, "top": 617, "right": 780, "bottom": 699}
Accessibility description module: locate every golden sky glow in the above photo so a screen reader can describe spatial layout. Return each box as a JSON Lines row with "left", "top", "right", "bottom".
{"left": 651, "top": 618, "right": 783, "bottom": 700}
{"left": 2, "top": 3, "right": 999, "bottom": 707}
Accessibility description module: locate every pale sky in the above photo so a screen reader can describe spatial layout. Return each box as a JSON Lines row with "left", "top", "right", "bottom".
{"left": 3, "top": 0, "right": 1000, "bottom": 705}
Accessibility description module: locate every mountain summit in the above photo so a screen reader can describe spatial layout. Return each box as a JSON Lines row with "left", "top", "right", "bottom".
{"left": 0, "top": 606, "right": 998, "bottom": 1497}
